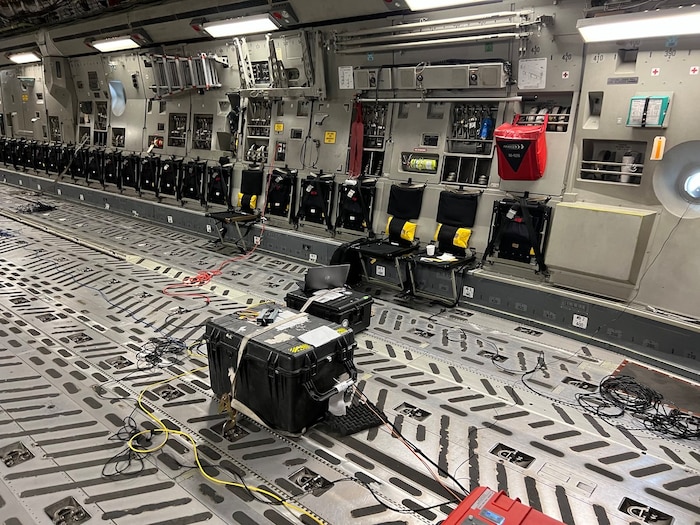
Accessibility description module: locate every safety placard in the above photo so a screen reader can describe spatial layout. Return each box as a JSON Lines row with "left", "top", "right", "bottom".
{"left": 324, "top": 131, "right": 337, "bottom": 144}
{"left": 627, "top": 96, "right": 670, "bottom": 128}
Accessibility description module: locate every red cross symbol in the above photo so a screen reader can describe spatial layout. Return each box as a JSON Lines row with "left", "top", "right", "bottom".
{"left": 562, "top": 71, "right": 569, "bottom": 78}
{"left": 651, "top": 68, "right": 660, "bottom": 76}
{"left": 691, "top": 66, "right": 699, "bottom": 75}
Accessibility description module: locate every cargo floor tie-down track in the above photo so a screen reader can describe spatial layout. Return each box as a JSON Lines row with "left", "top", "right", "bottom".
{"left": 0, "top": 186, "right": 698, "bottom": 525}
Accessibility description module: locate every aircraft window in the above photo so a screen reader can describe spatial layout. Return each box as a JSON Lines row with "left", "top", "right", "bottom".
{"left": 683, "top": 171, "right": 700, "bottom": 201}
{"left": 652, "top": 141, "right": 700, "bottom": 219}
{"left": 108, "top": 80, "right": 126, "bottom": 117}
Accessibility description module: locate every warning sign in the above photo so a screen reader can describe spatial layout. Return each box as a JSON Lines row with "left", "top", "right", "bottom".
{"left": 324, "top": 131, "right": 336, "bottom": 144}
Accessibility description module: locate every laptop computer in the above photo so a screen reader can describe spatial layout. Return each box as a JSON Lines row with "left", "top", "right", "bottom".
{"left": 303, "top": 264, "right": 350, "bottom": 293}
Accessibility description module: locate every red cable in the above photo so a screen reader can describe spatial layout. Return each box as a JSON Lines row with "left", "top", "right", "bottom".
{"left": 162, "top": 160, "right": 276, "bottom": 305}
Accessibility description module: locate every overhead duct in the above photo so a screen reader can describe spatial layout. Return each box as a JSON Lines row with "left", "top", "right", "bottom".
{"left": 334, "top": 10, "right": 535, "bottom": 54}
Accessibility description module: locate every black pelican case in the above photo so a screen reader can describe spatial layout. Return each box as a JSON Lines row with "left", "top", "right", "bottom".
{"left": 284, "top": 289, "right": 373, "bottom": 334}
{"left": 205, "top": 304, "right": 357, "bottom": 434}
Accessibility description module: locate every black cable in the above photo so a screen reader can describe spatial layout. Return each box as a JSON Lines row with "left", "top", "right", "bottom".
{"left": 231, "top": 470, "right": 285, "bottom": 505}
{"left": 16, "top": 201, "right": 56, "bottom": 213}
{"left": 573, "top": 375, "right": 699, "bottom": 439}
{"left": 599, "top": 375, "right": 662, "bottom": 412}
{"left": 92, "top": 368, "right": 150, "bottom": 400}
{"left": 136, "top": 337, "right": 187, "bottom": 368}
{"left": 353, "top": 386, "right": 469, "bottom": 498}
{"left": 300, "top": 100, "right": 316, "bottom": 169}
{"left": 102, "top": 410, "right": 147, "bottom": 478}
{"left": 336, "top": 477, "right": 459, "bottom": 514}
{"left": 521, "top": 367, "right": 581, "bottom": 410}
{"left": 427, "top": 308, "right": 447, "bottom": 322}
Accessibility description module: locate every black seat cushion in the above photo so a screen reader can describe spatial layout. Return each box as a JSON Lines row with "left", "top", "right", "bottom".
{"left": 436, "top": 190, "right": 479, "bottom": 228}
{"left": 357, "top": 242, "right": 416, "bottom": 259}
{"left": 387, "top": 185, "right": 424, "bottom": 220}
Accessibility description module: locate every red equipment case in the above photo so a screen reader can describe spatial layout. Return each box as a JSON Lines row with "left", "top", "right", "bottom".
{"left": 494, "top": 114, "right": 548, "bottom": 180}
{"left": 443, "top": 486, "right": 565, "bottom": 525}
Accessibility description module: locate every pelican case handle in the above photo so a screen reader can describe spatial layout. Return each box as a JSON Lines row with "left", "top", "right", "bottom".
{"left": 303, "top": 353, "right": 357, "bottom": 402}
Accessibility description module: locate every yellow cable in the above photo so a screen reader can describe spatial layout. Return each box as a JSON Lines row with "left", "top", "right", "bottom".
{"left": 126, "top": 364, "right": 326, "bottom": 525}
{"left": 186, "top": 339, "right": 206, "bottom": 358}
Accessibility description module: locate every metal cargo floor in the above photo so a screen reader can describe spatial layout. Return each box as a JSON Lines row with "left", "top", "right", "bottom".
{"left": 0, "top": 186, "right": 698, "bottom": 525}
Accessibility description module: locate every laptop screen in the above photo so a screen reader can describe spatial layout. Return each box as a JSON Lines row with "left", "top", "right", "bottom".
{"left": 304, "top": 264, "right": 350, "bottom": 292}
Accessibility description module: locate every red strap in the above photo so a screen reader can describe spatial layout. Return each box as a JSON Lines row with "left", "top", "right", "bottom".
{"left": 348, "top": 103, "right": 364, "bottom": 177}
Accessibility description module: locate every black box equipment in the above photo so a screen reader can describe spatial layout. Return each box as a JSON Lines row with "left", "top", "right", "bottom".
{"left": 284, "top": 289, "right": 372, "bottom": 334}
{"left": 205, "top": 305, "right": 357, "bottom": 434}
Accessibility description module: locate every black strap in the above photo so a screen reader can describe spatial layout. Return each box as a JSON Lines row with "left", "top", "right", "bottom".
{"left": 388, "top": 217, "right": 406, "bottom": 241}
{"left": 482, "top": 201, "right": 506, "bottom": 263}
{"left": 518, "top": 197, "right": 548, "bottom": 274}
{"left": 481, "top": 197, "right": 548, "bottom": 274}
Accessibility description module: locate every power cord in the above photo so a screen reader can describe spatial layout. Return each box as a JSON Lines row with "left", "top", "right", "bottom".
{"left": 101, "top": 409, "right": 147, "bottom": 478}
{"left": 576, "top": 375, "right": 699, "bottom": 440}
{"left": 352, "top": 385, "right": 469, "bottom": 501}
{"left": 124, "top": 366, "right": 326, "bottom": 525}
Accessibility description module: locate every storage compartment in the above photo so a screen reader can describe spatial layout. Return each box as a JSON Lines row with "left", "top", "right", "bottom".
{"left": 205, "top": 306, "right": 357, "bottom": 434}
{"left": 285, "top": 289, "right": 373, "bottom": 334}
{"left": 441, "top": 101, "right": 502, "bottom": 187}
{"left": 400, "top": 152, "right": 439, "bottom": 174}
{"left": 579, "top": 138, "right": 646, "bottom": 185}
{"left": 547, "top": 202, "right": 656, "bottom": 286}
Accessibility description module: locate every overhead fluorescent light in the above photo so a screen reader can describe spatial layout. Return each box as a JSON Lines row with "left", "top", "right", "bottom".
{"left": 405, "top": 0, "right": 493, "bottom": 11}
{"left": 90, "top": 36, "right": 141, "bottom": 53}
{"left": 201, "top": 13, "right": 279, "bottom": 38}
{"left": 88, "top": 31, "right": 150, "bottom": 53}
{"left": 7, "top": 51, "right": 41, "bottom": 64}
{"left": 577, "top": 7, "right": 700, "bottom": 43}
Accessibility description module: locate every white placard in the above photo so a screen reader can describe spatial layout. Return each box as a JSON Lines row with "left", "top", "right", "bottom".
{"left": 338, "top": 66, "right": 355, "bottom": 90}
{"left": 572, "top": 314, "right": 589, "bottom": 329}
{"left": 298, "top": 326, "right": 342, "bottom": 347}
{"left": 518, "top": 58, "right": 547, "bottom": 90}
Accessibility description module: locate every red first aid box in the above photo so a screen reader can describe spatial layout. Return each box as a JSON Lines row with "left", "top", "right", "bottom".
{"left": 443, "top": 486, "right": 565, "bottom": 525}
{"left": 494, "top": 114, "right": 548, "bottom": 180}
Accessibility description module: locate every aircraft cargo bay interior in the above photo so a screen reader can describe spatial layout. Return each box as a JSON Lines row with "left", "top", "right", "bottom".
{"left": 0, "top": 1, "right": 698, "bottom": 525}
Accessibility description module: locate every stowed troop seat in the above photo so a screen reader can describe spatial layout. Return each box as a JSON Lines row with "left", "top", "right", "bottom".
{"left": 409, "top": 190, "right": 479, "bottom": 305}
{"left": 206, "top": 167, "right": 263, "bottom": 250}
{"left": 266, "top": 167, "right": 298, "bottom": 220}
{"left": 355, "top": 183, "right": 424, "bottom": 290}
